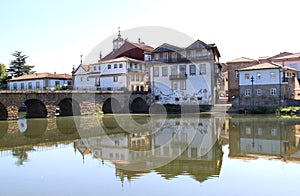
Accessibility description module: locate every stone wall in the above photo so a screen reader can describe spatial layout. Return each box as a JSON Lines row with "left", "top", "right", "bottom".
{"left": 227, "top": 61, "right": 258, "bottom": 101}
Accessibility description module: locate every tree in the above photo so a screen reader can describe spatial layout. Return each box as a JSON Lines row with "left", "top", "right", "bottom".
{"left": 7, "top": 51, "right": 35, "bottom": 77}
{"left": 0, "top": 63, "right": 8, "bottom": 89}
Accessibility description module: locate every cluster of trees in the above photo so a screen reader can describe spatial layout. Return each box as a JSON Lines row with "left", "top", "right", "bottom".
{"left": 0, "top": 51, "right": 35, "bottom": 89}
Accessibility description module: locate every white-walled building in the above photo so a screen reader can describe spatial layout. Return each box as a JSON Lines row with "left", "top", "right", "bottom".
{"left": 74, "top": 57, "right": 147, "bottom": 91}
{"left": 237, "top": 62, "right": 300, "bottom": 109}
{"left": 8, "top": 73, "right": 72, "bottom": 90}
{"left": 149, "top": 40, "right": 221, "bottom": 106}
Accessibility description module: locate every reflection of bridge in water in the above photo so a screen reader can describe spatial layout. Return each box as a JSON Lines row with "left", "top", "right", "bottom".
{"left": 2, "top": 115, "right": 300, "bottom": 183}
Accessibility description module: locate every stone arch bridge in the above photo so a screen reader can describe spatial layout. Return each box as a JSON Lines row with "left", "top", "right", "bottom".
{"left": 0, "top": 91, "right": 151, "bottom": 120}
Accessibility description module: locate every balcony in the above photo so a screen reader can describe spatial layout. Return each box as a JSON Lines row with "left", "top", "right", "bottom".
{"left": 169, "top": 74, "right": 187, "bottom": 80}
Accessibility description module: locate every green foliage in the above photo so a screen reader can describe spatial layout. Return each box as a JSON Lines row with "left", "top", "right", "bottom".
{"left": 279, "top": 106, "right": 300, "bottom": 115}
{"left": 7, "top": 51, "right": 35, "bottom": 77}
{"left": 0, "top": 63, "right": 8, "bottom": 89}
{"left": 252, "top": 106, "right": 277, "bottom": 114}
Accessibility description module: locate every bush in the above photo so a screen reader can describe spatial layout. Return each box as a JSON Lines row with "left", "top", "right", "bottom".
{"left": 253, "top": 106, "right": 277, "bottom": 114}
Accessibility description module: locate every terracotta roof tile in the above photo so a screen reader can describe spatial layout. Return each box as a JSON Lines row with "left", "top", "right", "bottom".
{"left": 99, "top": 56, "right": 143, "bottom": 64}
{"left": 238, "top": 62, "right": 280, "bottom": 71}
{"left": 227, "top": 57, "right": 258, "bottom": 63}
{"left": 272, "top": 52, "right": 300, "bottom": 60}
{"left": 10, "top": 72, "right": 72, "bottom": 81}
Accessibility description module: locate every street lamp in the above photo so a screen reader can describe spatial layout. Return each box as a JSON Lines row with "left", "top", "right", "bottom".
{"left": 251, "top": 76, "right": 254, "bottom": 113}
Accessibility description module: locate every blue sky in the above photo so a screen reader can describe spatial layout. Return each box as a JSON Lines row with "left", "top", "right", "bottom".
{"left": 1, "top": 0, "right": 300, "bottom": 74}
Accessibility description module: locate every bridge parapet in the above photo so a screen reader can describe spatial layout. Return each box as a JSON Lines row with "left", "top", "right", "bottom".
{"left": 0, "top": 90, "right": 152, "bottom": 120}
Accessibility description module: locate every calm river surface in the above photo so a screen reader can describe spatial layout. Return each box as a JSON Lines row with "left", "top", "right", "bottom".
{"left": 1, "top": 114, "right": 300, "bottom": 195}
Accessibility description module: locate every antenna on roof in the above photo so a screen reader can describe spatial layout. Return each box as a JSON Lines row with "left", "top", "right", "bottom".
{"left": 80, "top": 54, "right": 83, "bottom": 65}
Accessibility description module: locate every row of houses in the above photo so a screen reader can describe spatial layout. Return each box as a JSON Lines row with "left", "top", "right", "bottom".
{"left": 223, "top": 52, "right": 300, "bottom": 109}
{"left": 71, "top": 31, "right": 221, "bottom": 107}
{"left": 7, "top": 29, "right": 300, "bottom": 110}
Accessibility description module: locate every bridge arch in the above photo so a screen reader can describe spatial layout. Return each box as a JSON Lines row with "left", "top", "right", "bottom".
{"left": 130, "top": 97, "right": 149, "bottom": 113}
{"left": 58, "top": 98, "right": 81, "bottom": 116}
{"left": 24, "top": 99, "right": 47, "bottom": 118}
{"left": 0, "top": 103, "right": 8, "bottom": 120}
{"left": 102, "top": 98, "right": 122, "bottom": 114}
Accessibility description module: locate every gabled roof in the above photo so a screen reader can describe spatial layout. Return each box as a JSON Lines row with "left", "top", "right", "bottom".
{"left": 269, "top": 52, "right": 293, "bottom": 60}
{"left": 272, "top": 52, "right": 300, "bottom": 61}
{"left": 238, "top": 62, "right": 280, "bottom": 71}
{"left": 227, "top": 57, "right": 258, "bottom": 63}
{"left": 9, "top": 73, "right": 72, "bottom": 81}
{"left": 101, "top": 40, "right": 154, "bottom": 61}
{"left": 98, "top": 56, "right": 143, "bottom": 64}
{"left": 186, "top": 40, "right": 209, "bottom": 50}
{"left": 151, "top": 43, "right": 183, "bottom": 53}
{"left": 73, "top": 64, "right": 90, "bottom": 74}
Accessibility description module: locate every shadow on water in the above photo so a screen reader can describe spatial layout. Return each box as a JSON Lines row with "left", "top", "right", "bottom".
{"left": 18, "top": 118, "right": 48, "bottom": 138}
{"left": 56, "top": 117, "right": 79, "bottom": 134}
{"left": 0, "top": 121, "right": 8, "bottom": 139}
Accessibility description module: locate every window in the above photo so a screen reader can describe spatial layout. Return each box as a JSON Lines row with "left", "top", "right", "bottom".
{"left": 36, "top": 82, "right": 40, "bottom": 89}
{"left": 235, "top": 71, "right": 239, "bottom": 78}
{"left": 154, "top": 53, "right": 159, "bottom": 60}
{"left": 154, "top": 67, "right": 159, "bottom": 77}
{"left": 13, "top": 83, "right": 17, "bottom": 90}
{"left": 163, "top": 52, "right": 168, "bottom": 60}
{"left": 258, "top": 128, "right": 262, "bottom": 135}
{"left": 93, "top": 66, "right": 96, "bottom": 71}
{"left": 257, "top": 89, "right": 262, "bottom": 96}
{"left": 98, "top": 66, "right": 101, "bottom": 71}
{"left": 108, "top": 64, "right": 111, "bottom": 69}
{"left": 270, "top": 72, "right": 276, "bottom": 79}
{"left": 171, "top": 52, "right": 177, "bottom": 60}
{"left": 171, "top": 81, "right": 178, "bottom": 90}
{"left": 245, "top": 89, "right": 251, "bottom": 96}
{"left": 271, "top": 128, "right": 277, "bottom": 136}
{"left": 246, "top": 127, "right": 251, "bottom": 135}
{"left": 171, "top": 65, "right": 177, "bottom": 75}
{"left": 136, "top": 74, "right": 139, "bottom": 81}
{"left": 270, "top": 88, "right": 276, "bottom": 95}
{"left": 200, "top": 64, "right": 206, "bottom": 75}
{"left": 21, "top": 83, "right": 24, "bottom": 90}
{"left": 28, "top": 82, "right": 32, "bottom": 90}
{"left": 190, "top": 64, "right": 196, "bottom": 76}
{"left": 113, "top": 76, "right": 118, "bottom": 82}
{"left": 55, "top": 81, "right": 60, "bottom": 87}
{"left": 134, "top": 63, "right": 138, "bottom": 69}
{"left": 119, "top": 64, "right": 122, "bottom": 68}
{"left": 257, "top": 72, "right": 261, "bottom": 79}
{"left": 131, "top": 74, "right": 135, "bottom": 81}
{"left": 245, "top": 73, "right": 250, "bottom": 80}
{"left": 180, "top": 80, "right": 186, "bottom": 90}
{"left": 162, "top": 67, "right": 168, "bottom": 77}
{"left": 80, "top": 77, "right": 83, "bottom": 82}
{"left": 114, "top": 64, "right": 118, "bottom": 69}
{"left": 179, "top": 65, "right": 186, "bottom": 74}
{"left": 139, "top": 64, "right": 142, "bottom": 70}
{"left": 87, "top": 77, "right": 89, "bottom": 81}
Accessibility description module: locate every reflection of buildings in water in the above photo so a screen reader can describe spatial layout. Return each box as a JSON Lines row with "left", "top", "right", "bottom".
{"left": 229, "top": 117, "right": 300, "bottom": 158}
{"left": 74, "top": 116, "right": 224, "bottom": 183}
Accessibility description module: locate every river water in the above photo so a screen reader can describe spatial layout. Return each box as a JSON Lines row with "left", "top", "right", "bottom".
{"left": 0, "top": 114, "right": 300, "bottom": 195}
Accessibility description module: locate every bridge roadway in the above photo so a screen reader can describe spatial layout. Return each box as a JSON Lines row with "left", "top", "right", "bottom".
{"left": 0, "top": 90, "right": 151, "bottom": 120}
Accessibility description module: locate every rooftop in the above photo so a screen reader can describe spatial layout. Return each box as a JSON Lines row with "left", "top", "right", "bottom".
{"left": 227, "top": 57, "right": 258, "bottom": 63}
{"left": 238, "top": 62, "right": 280, "bottom": 71}
{"left": 9, "top": 72, "right": 72, "bottom": 81}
